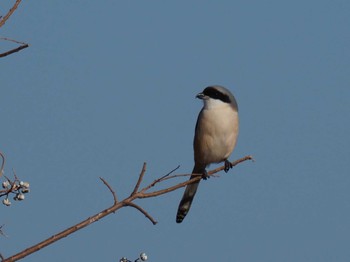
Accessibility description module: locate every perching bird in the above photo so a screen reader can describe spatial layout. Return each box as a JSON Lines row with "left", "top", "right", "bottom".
{"left": 176, "top": 85, "right": 239, "bottom": 223}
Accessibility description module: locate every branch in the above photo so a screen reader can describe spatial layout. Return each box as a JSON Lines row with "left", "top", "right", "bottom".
{"left": 0, "top": 152, "right": 4, "bottom": 178}
{"left": 208, "top": 155, "right": 254, "bottom": 175}
{"left": 1, "top": 155, "right": 253, "bottom": 262}
{"left": 141, "top": 164, "right": 181, "bottom": 192}
{"left": 0, "top": 38, "right": 29, "bottom": 58}
{"left": 99, "top": 177, "right": 118, "bottom": 204}
{"left": 0, "top": 0, "right": 22, "bottom": 28}
{"left": 130, "top": 162, "right": 147, "bottom": 196}
{"left": 0, "top": 224, "right": 7, "bottom": 237}
{"left": 0, "top": 2, "right": 29, "bottom": 58}
{"left": 126, "top": 202, "right": 157, "bottom": 225}
{"left": 2, "top": 200, "right": 126, "bottom": 262}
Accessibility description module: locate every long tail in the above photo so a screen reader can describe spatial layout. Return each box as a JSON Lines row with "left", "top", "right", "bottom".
{"left": 176, "top": 166, "right": 205, "bottom": 223}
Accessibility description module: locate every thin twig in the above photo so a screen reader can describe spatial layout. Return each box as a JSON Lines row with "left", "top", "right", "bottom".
{"left": 158, "top": 165, "right": 181, "bottom": 180}
{"left": 138, "top": 176, "right": 202, "bottom": 198}
{"left": 99, "top": 177, "right": 118, "bottom": 204}
{"left": 0, "top": 42, "right": 29, "bottom": 58}
{"left": 146, "top": 165, "right": 180, "bottom": 189}
{"left": 0, "top": 0, "right": 22, "bottom": 28}
{"left": 12, "top": 169, "right": 18, "bottom": 181}
{"left": 0, "top": 152, "right": 5, "bottom": 178}
{"left": 0, "top": 224, "right": 7, "bottom": 237}
{"left": 126, "top": 202, "right": 157, "bottom": 225}
{"left": 130, "top": 162, "right": 147, "bottom": 196}
{"left": 0, "top": 38, "right": 29, "bottom": 57}
{"left": 148, "top": 172, "right": 194, "bottom": 183}
{"left": 0, "top": 37, "right": 26, "bottom": 45}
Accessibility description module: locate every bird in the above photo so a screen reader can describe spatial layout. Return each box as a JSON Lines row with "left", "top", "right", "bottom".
{"left": 176, "top": 85, "right": 239, "bottom": 223}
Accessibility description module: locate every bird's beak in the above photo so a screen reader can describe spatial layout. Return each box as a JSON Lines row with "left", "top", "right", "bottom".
{"left": 196, "top": 93, "right": 205, "bottom": 99}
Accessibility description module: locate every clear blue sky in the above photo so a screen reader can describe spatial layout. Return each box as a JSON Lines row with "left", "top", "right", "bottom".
{"left": 1, "top": 1, "right": 350, "bottom": 261}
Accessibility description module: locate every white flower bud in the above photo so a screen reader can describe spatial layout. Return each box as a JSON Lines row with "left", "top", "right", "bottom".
{"left": 21, "top": 187, "right": 30, "bottom": 193}
{"left": 3, "top": 198, "right": 11, "bottom": 206}
{"left": 17, "top": 193, "right": 25, "bottom": 200}
{"left": 140, "top": 253, "right": 148, "bottom": 261}
{"left": 21, "top": 181, "right": 30, "bottom": 188}
{"left": 2, "top": 181, "right": 10, "bottom": 188}
{"left": 14, "top": 193, "right": 25, "bottom": 201}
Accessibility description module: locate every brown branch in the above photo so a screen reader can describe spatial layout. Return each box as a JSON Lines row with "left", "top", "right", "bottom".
{"left": 126, "top": 202, "right": 157, "bottom": 225}
{"left": 130, "top": 162, "right": 147, "bottom": 196}
{"left": 99, "top": 177, "right": 118, "bottom": 204}
{"left": 0, "top": 0, "right": 22, "bottom": 28}
{"left": 139, "top": 155, "right": 254, "bottom": 197}
{"left": 208, "top": 155, "right": 254, "bottom": 175}
{"left": 2, "top": 199, "right": 127, "bottom": 262}
{"left": 138, "top": 176, "right": 201, "bottom": 199}
{"left": 1, "top": 155, "right": 253, "bottom": 262}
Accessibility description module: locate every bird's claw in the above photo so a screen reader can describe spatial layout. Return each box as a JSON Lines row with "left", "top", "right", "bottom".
{"left": 201, "top": 170, "right": 209, "bottom": 180}
{"left": 224, "top": 160, "right": 233, "bottom": 173}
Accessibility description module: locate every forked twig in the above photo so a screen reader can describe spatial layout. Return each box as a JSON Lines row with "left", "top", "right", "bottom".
{"left": 0, "top": 38, "right": 29, "bottom": 58}
{"left": 143, "top": 165, "right": 180, "bottom": 191}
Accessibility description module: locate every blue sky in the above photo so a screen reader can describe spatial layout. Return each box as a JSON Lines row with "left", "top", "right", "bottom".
{"left": 1, "top": 1, "right": 350, "bottom": 261}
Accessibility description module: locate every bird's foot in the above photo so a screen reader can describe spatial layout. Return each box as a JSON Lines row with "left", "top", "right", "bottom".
{"left": 224, "top": 160, "right": 233, "bottom": 173}
{"left": 201, "top": 170, "right": 209, "bottom": 180}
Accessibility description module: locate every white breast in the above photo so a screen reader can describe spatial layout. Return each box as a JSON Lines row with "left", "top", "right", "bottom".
{"left": 194, "top": 102, "right": 239, "bottom": 166}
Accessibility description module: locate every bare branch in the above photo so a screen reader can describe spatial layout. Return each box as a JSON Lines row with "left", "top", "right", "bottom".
{"left": 139, "top": 155, "right": 254, "bottom": 198}
{"left": 0, "top": 38, "right": 29, "bottom": 58}
{"left": 130, "top": 162, "right": 147, "bottom": 196}
{"left": 0, "top": 0, "right": 22, "bottom": 28}
{"left": 157, "top": 165, "right": 181, "bottom": 181}
{"left": 208, "top": 155, "right": 254, "bottom": 175}
{"left": 0, "top": 224, "right": 7, "bottom": 238}
{"left": 139, "top": 176, "right": 201, "bottom": 199}
{"left": 142, "top": 165, "right": 181, "bottom": 192}
{"left": 126, "top": 202, "right": 157, "bottom": 225}
{"left": 1, "top": 155, "right": 253, "bottom": 261}
{"left": 0, "top": 152, "right": 5, "bottom": 178}
{"left": 2, "top": 200, "right": 126, "bottom": 262}
{"left": 99, "top": 177, "right": 118, "bottom": 204}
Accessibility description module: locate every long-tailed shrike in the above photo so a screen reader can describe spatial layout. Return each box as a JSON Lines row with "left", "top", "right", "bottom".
{"left": 176, "top": 85, "right": 239, "bottom": 223}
